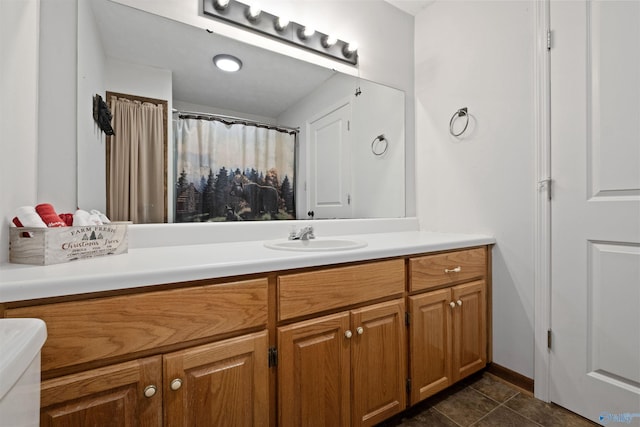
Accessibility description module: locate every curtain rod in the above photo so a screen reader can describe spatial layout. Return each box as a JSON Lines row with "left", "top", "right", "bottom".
{"left": 172, "top": 109, "right": 299, "bottom": 134}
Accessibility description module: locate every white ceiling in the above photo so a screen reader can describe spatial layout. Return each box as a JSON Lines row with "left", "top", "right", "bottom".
{"left": 384, "top": 0, "right": 433, "bottom": 16}
{"left": 91, "top": 0, "right": 336, "bottom": 118}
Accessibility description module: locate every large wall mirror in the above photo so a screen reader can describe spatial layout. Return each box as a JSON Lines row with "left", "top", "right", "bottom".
{"left": 78, "top": 0, "right": 406, "bottom": 223}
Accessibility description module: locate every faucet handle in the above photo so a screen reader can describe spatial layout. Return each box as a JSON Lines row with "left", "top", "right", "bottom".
{"left": 306, "top": 226, "right": 315, "bottom": 239}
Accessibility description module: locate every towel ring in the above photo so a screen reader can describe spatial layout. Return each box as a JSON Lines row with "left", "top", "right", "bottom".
{"left": 371, "top": 134, "right": 388, "bottom": 156}
{"left": 449, "top": 107, "right": 469, "bottom": 137}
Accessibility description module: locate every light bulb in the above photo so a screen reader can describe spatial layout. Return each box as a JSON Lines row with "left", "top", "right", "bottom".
{"left": 214, "top": 0, "right": 229, "bottom": 10}
{"left": 322, "top": 35, "right": 337, "bottom": 48}
{"left": 343, "top": 41, "right": 358, "bottom": 58}
{"left": 246, "top": 5, "right": 261, "bottom": 21}
{"left": 275, "top": 16, "right": 289, "bottom": 31}
{"left": 303, "top": 27, "right": 315, "bottom": 38}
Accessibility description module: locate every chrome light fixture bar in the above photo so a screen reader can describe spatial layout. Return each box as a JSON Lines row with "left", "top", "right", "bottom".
{"left": 204, "top": 0, "right": 358, "bottom": 65}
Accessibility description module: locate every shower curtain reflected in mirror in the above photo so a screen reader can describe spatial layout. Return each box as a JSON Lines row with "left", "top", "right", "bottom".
{"left": 107, "top": 94, "right": 167, "bottom": 223}
{"left": 174, "top": 116, "right": 296, "bottom": 222}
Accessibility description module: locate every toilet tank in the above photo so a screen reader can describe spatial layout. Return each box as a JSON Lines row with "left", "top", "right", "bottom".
{"left": 0, "top": 318, "right": 47, "bottom": 427}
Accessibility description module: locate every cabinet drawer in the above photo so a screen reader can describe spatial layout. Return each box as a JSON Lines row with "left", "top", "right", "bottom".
{"left": 278, "top": 259, "right": 404, "bottom": 321}
{"left": 409, "top": 248, "right": 486, "bottom": 292}
{"left": 6, "top": 278, "right": 268, "bottom": 373}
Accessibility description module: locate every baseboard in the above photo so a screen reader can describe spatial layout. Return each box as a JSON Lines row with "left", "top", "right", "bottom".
{"left": 486, "top": 362, "right": 534, "bottom": 394}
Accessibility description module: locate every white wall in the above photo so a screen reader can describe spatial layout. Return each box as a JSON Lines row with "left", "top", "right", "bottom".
{"left": 76, "top": 0, "right": 105, "bottom": 214}
{"left": 351, "top": 79, "right": 405, "bottom": 218}
{"left": 0, "top": 0, "right": 40, "bottom": 263}
{"left": 280, "top": 73, "right": 405, "bottom": 218}
{"left": 415, "top": 1, "right": 536, "bottom": 378}
{"left": 173, "top": 100, "right": 276, "bottom": 125}
{"left": 38, "top": 0, "right": 77, "bottom": 211}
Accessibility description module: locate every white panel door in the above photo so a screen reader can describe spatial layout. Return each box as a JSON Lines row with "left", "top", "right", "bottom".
{"left": 308, "top": 102, "right": 352, "bottom": 219}
{"left": 550, "top": 1, "right": 640, "bottom": 424}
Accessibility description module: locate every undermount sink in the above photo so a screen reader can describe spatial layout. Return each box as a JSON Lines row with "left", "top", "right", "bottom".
{"left": 264, "top": 238, "right": 368, "bottom": 252}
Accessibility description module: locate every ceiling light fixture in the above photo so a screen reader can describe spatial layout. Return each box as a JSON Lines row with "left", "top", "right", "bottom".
{"left": 203, "top": 0, "right": 358, "bottom": 65}
{"left": 213, "top": 54, "right": 243, "bottom": 72}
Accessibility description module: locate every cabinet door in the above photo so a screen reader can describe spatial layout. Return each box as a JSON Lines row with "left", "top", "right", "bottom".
{"left": 40, "top": 356, "right": 162, "bottom": 427}
{"left": 163, "top": 331, "right": 269, "bottom": 427}
{"left": 452, "top": 280, "right": 487, "bottom": 381}
{"left": 278, "top": 312, "right": 351, "bottom": 427}
{"left": 351, "top": 299, "right": 406, "bottom": 427}
{"left": 408, "top": 288, "right": 452, "bottom": 404}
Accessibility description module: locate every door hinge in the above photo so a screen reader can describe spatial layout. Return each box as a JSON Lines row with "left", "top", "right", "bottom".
{"left": 405, "top": 311, "right": 410, "bottom": 326}
{"left": 547, "top": 329, "right": 552, "bottom": 350}
{"left": 406, "top": 378, "right": 411, "bottom": 394}
{"left": 538, "top": 178, "right": 552, "bottom": 201}
{"left": 547, "top": 30, "right": 552, "bottom": 50}
{"left": 347, "top": 120, "right": 350, "bottom": 131}
{"left": 347, "top": 194, "right": 351, "bottom": 205}
{"left": 268, "top": 347, "right": 278, "bottom": 367}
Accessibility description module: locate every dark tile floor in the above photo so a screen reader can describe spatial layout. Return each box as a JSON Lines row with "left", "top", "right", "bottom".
{"left": 377, "top": 372, "right": 598, "bottom": 427}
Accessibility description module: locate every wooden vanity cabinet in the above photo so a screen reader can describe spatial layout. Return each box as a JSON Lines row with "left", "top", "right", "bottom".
{"left": 278, "top": 312, "right": 351, "bottom": 427}
{"left": 40, "top": 356, "right": 163, "bottom": 427}
{"left": 408, "top": 248, "right": 488, "bottom": 405}
{"left": 351, "top": 299, "right": 407, "bottom": 427}
{"left": 39, "top": 331, "right": 268, "bottom": 427}
{"left": 163, "top": 331, "right": 268, "bottom": 427}
{"left": 278, "top": 299, "right": 406, "bottom": 427}
{"left": 5, "top": 277, "right": 269, "bottom": 427}
{"left": 277, "top": 260, "right": 406, "bottom": 427}
{"left": 5, "top": 245, "right": 491, "bottom": 427}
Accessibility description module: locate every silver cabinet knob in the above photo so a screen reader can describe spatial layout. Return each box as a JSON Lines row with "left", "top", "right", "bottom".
{"left": 449, "top": 301, "right": 456, "bottom": 308}
{"left": 356, "top": 327, "right": 364, "bottom": 335}
{"left": 444, "top": 266, "right": 462, "bottom": 273}
{"left": 170, "top": 378, "right": 183, "bottom": 391}
{"left": 143, "top": 385, "right": 157, "bottom": 398}
{"left": 457, "top": 300, "right": 463, "bottom": 306}
{"left": 345, "top": 330, "right": 353, "bottom": 339}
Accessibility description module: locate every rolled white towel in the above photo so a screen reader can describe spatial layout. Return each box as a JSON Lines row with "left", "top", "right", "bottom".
{"left": 90, "top": 210, "right": 110, "bottom": 224}
{"left": 73, "top": 209, "right": 93, "bottom": 226}
{"left": 13, "top": 206, "right": 47, "bottom": 228}
{"left": 88, "top": 213, "right": 103, "bottom": 225}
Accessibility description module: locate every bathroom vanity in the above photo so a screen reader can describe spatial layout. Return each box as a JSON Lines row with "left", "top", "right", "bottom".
{"left": 0, "top": 230, "right": 493, "bottom": 426}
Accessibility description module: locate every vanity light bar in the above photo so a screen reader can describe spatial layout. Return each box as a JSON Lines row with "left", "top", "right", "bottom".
{"left": 204, "top": 0, "right": 358, "bottom": 66}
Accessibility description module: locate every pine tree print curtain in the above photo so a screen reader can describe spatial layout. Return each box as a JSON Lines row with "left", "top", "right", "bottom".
{"left": 174, "top": 117, "right": 296, "bottom": 222}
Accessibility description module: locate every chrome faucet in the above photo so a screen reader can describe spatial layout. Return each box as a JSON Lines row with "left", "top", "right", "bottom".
{"left": 289, "top": 226, "right": 315, "bottom": 241}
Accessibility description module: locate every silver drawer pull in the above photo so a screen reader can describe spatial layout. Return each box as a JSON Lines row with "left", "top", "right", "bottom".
{"left": 444, "top": 266, "right": 462, "bottom": 273}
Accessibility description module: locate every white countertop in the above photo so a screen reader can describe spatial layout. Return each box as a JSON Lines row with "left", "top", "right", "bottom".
{"left": 0, "top": 231, "right": 494, "bottom": 303}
